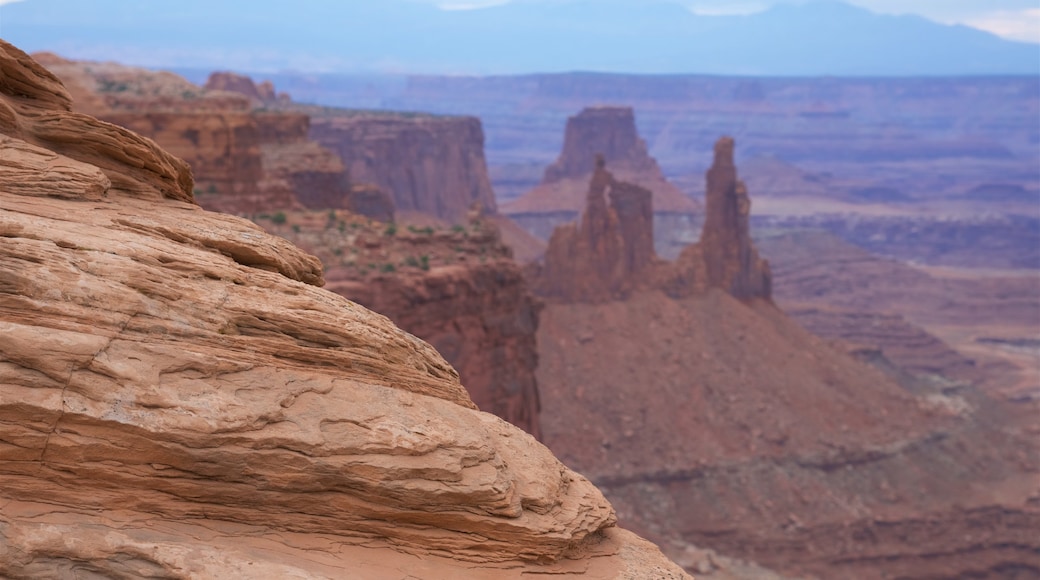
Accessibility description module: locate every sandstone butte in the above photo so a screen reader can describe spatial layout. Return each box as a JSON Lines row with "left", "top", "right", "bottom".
{"left": 0, "top": 41, "right": 689, "bottom": 578}
{"left": 502, "top": 106, "right": 699, "bottom": 257}
{"left": 529, "top": 134, "right": 1040, "bottom": 577}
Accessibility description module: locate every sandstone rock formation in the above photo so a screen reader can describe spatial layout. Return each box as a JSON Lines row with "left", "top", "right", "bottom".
{"left": 675, "top": 137, "right": 771, "bottom": 300}
{"left": 535, "top": 268, "right": 1040, "bottom": 579}
{"left": 311, "top": 112, "right": 499, "bottom": 223}
{"left": 503, "top": 106, "right": 698, "bottom": 256}
{"left": 0, "top": 40, "right": 688, "bottom": 578}
{"left": 534, "top": 138, "right": 770, "bottom": 304}
{"left": 253, "top": 209, "right": 543, "bottom": 440}
{"left": 536, "top": 156, "right": 658, "bottom": 302}
{"left": 37, "top": 56, "right": 353, "bottom": 215}
{"left": 204, "top": 71, "right": 289, "bottom": 105}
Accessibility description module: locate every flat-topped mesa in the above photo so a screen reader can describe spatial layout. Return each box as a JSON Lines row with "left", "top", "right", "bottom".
{"left": 535, "top": 155, "right": 658, "bottom": 302}
{"left": 543, "top": 107, "right": 658, "bottom": 183}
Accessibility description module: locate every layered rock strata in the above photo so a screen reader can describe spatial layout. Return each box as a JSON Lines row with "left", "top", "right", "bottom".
{"left": 254, "top": 210, "right": 543, "bottom": 440}
{"left": 0, "top": 41, "right": 687, "bottom": 578}
{"left": 37, "top": 57, "right": 355, "bottom": 215}
{"left": 503, "top": 106, "right": 698, "bottom": 257}
{"left": 310, "top": 112, "right": 499, "bottom": 223}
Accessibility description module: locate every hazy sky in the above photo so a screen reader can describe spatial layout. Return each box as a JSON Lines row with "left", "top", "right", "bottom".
{"left": 426, "top": 0, "right": 1040, "bottom": 42}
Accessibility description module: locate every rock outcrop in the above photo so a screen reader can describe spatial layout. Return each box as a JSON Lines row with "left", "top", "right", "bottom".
{"left": 38, "top": 57, "right": 354, "bottom": 215}
{"left": 0, "top": 40, "right": 688, "bottom": 578}
{"left": 536, "top": 156, "right": 658, "bottom": 302}
{"left": 674, "top": 137, "right": 771, "bottom": 300}
{"left": 204, "top": 71, "right": 289, "bottom": 105}
{"left": 503, "top": 106, "right": 698, "bottom": 257}
{"left": 310, "top": 112, "right": 499, "bottom": 223}
{"left": 534, "top": 137, "right": 771, "bottom": 304}
{"left": 253, "top": 209, "right": 543, "bottom": 440}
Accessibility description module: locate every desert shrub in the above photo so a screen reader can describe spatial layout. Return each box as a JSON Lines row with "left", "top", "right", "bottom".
{"left": 271, "top": 212, "right": 287, "bottom": 225}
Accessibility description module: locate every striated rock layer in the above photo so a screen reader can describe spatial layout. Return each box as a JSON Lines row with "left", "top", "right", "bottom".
{"left": 253, "top": 209, "right": 545, "bottom": 440}
{"left": 0, "top": 41, "right": 687, "bottom": 578}
{"left": 37, "top": 57, "right": 360, "bottom": 216}
{"left": 311, "top": 112, "right": 499, "bottom": 223}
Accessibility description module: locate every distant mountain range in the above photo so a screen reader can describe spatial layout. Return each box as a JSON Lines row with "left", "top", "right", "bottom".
{"left": 1, "top": 0, "right": 1037, "bottom": 75}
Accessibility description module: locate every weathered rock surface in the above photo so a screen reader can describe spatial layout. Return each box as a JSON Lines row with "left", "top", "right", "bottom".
{"left": 310, "top": 112, "right": 499, "bottom": 223}
{"left": 533, "top": 138, "right": 771, "bottom": 304}
{"left": 254, "top": 209, "right": 544, "bottom": 440}
{"left": 685, "top": 137, "right": 771, "bottom": 300}
{"left": 536, "top": 156, "right": 659, "bottom": 302}
{"left": 0, "top": 41, "right": 688, "bottom": 578}
{"left": 38, "top": 57, "right": 354, "bottom": 215}
{"left": 503, "top": 106, "right": 698, "bottom": 257}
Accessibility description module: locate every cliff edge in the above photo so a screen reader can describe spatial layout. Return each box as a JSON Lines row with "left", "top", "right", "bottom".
{"left": 0, "top": 40, "right": 687, "bottom": 579}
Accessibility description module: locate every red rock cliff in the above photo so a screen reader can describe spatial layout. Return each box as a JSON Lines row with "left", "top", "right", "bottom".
{"left": 310, "top": 113, "right": 498, "bottom": 223}
{"left": 39, "top": 58, "right": 358, "bottom": 216}
{"left": 257, "top": 210, "right": 543, "bottom": 439}
{"left": 204, "top": 71, "right": 289, "bottom": 105}
{"left": 0, "top": 40, "right": 688, "bottom": 578}
{"left": 536, "top": 156, "right": 658, "bottom": 302}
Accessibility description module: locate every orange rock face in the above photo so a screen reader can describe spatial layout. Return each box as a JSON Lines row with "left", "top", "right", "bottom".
{"left": 38, "top": 58, "right": 353, "bottom": 215}
{"left": 311, "top": 113, "right": 499, "bottom": 223}
{"left": 0, "top": 41, "right": 689, "bottom": 578}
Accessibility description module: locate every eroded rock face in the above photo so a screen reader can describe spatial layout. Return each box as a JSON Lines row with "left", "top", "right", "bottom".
{"left": 0, "top": 41, "right": 688, "bottom": 578}
{"left": 680, "top": 137, "right": 771, "bottom": 300}
{"left": 255, "top": 210, "right": 543, "bottom": 440}
{"left": 38, "top": 56, "right": 351, "bottom": 215}
{"left": 536, "top": 157, "right": 659, "bottom": 302}
{"left": 503, "top": 106, "right": 697, "bottom": 257}
{"left": 311, "top": 113, "right": 499, "bottom": 223}
{"left": 534, "top": 138, "right": 771, "bottom": 304}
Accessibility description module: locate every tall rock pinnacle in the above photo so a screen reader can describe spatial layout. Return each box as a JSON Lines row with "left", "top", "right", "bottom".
{"left": 698, "top": 137, "right": 771, "bottom": 299}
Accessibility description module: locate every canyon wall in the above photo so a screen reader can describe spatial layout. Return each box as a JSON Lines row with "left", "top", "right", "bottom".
{"left": 310, "top": 113, "right": 498, "bottom": 223}
{"left": 0, "top": 41, "right": 687, "bottom": 578}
